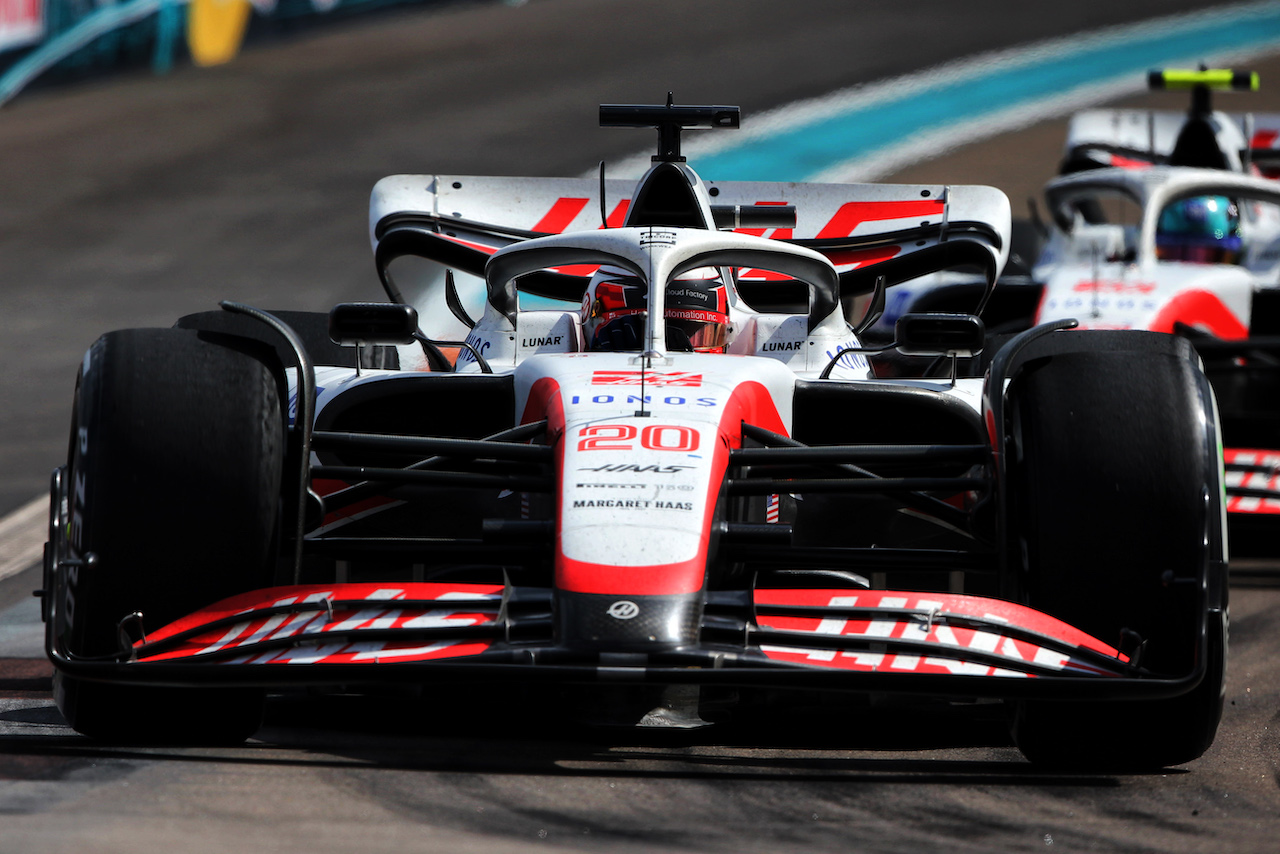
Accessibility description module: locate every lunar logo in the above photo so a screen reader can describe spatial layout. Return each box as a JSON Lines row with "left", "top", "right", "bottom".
{"left": 607, "top": 600, "right": 640, "bottom": 620}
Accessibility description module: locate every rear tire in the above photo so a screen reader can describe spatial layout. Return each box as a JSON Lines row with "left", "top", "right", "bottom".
{"left": 1005, "top": 333, "right": 1227, "bottom": 770}
{"left": 52, "top": 328, "right": 284, "bottom": 743}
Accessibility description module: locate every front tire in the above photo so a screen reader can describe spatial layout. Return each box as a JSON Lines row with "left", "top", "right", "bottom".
{"left": 1004, "top": 332, "right": 1227, "bottom": 770}
{"left": 52, "top": 328, "right": 285, "bottom": 743}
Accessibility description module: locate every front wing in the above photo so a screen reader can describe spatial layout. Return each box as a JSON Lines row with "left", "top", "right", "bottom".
{"left": 48, "top": 581, "right": 1208, "bottom": 702}
{"left": 1224, "top": 448, "right": 1280, "bottom": 515}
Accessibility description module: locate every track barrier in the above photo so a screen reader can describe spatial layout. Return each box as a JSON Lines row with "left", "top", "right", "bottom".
{"left": 0, "top": 0, "right": 473, "bottom": 107}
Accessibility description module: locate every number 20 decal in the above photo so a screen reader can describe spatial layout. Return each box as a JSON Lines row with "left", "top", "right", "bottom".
{"left": 577, "top": 424, "right": 635, "bottom": 451}
{"left": 577, "top": 424, "right": 699, "bottom": 452}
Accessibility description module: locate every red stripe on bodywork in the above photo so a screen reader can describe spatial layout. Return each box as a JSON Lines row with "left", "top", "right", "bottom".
{"left": 816, "top": 200, "right": 944, "bottom": 239}
{"left": 1149, "top": 290, "right": 1248, "bottom": 339}
{"left": 551, "top": 263, "right": 603, "bottom": 276}
{"left": 533, "top": 198, "right": 590, "bottom": 233}
{"left": 824, "top": 246, "right": 901, "bottom": 268}
{"left": 439, "top": 233, "right": 500, "bottom": 255}
{"left": 602, "top": 200, "right": 631, "bottom": 228}
{"left": 1251, "top": 130, "right": 1280, "bottom": 149}
{"left": 520, "top": 376, "right": 565, "bottom": 429}
{"left": 1108, "top": 153, "right": 1152, "bottom": 170}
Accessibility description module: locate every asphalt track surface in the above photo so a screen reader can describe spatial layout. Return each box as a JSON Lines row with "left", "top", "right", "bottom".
{"left": 2, "top": 1, "right": 1280, "bottom": 851}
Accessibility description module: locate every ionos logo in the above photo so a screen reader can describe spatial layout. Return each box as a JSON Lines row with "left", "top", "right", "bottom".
{"left": 824, "top": 340, "right": 869, "bottom": 370}
{"left": 569, "top": 393, "right": 716, "bottom": 407}
{"left": 455, "top": 333, "right": 491, "bottom": 365}
{"left": 607, "top": 601, "right": 640, "bottom": 620}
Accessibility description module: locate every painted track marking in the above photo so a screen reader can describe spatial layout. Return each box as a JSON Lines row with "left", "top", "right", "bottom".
{"left": 605, "top": 0, "right": 1280, "bottom": 180}
{"left": 0, "top": 497, "right": 45, "bottom": 582}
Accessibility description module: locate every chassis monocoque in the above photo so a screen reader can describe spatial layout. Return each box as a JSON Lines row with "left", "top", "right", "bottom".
{"left": 42, "top": 102, "right": 1227, "bottom": 770}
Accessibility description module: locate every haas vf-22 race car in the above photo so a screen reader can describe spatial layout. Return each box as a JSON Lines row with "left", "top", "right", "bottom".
{"left": 1032, "top": 165, "right": 1280, "bottom": 552}
{"left": 888, "top": 70, "right": 1280, "bottom": 551}
{"left": 43, "top": 101, "right": 1227, "bottom": 770}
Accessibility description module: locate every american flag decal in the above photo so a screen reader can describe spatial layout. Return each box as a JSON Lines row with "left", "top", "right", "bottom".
{"left": 591, "top": 371, "right": 703, "bottom": 387}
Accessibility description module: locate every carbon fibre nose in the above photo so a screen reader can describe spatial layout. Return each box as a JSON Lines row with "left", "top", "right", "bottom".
{"left": 554, "top": 591, "right": 703, "bottom": 651}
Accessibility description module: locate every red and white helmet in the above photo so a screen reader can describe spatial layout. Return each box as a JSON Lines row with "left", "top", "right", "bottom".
{"left": 581, "top": 266, "right": 730, "bottom": 353}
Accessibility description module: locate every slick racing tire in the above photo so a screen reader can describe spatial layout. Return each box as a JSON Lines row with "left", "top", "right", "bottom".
{"left": 1005, "top": 332, "right": 1227, "bottom": 770}
{"left": 52, "top": 328, "right": 285, "bottom": 744}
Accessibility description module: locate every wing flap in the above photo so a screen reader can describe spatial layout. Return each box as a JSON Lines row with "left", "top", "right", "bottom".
{"left": 749, "top": 589, "right": 1130, "bottom": 678}
{"left": 135, "top": 582, "right": 508, "bottom": 665}
{"left": 371, "top": 174, "right": 1009, "bottom": 336}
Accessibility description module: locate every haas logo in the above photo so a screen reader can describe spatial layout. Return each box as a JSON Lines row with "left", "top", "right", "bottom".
{"left": 607, "top": 600, "right": 640, "bottom": 620}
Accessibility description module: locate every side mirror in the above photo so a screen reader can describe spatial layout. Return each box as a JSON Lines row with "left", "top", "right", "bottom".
{"left": 328, "top": 302, "right": 419, "bottom": 346}
{"left": 895, "top": 313, "right": 985, "bottom": 357}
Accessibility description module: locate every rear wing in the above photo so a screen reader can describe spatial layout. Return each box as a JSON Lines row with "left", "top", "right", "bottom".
{"left": 1062, "top": 109, "right": 1280, "bottom": 173}
{"left": 1061, "top": 68, "right": 1279, "bottom": 176}
{"left": 369, "top": 175, "right": 1010, "bottom": 341}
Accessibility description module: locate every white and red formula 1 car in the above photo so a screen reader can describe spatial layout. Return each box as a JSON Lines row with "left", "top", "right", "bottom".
{"left": 1031, "top": 165, "right": 1280, "bottom": 550}
{"left": 879, "top": 69, "right": 1280, "bottom": 551}
{"left": 43, "top": 101, "right": 1227, "bottom": 770}
{"left": 1030, "top": 69, "right": 1280, "bottom": 551}
{"left": 869, "top": 68, "right": 1280, "bottom": 323}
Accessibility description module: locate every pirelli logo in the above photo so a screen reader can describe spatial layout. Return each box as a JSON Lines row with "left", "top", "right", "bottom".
{"left": 592, "top": 371, "right": 702, "bottom": 387}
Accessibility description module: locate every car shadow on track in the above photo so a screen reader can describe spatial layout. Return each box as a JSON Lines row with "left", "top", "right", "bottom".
{"left": 243, "top": 692, "right": 1133, "bottom": 786}
{"left": 1229, "top": 561, "right": 1280, "bottom": 588}
{"left": 0, "top": 660, "right": 1194, "bottom": 786}
{"left": 0, "top": 688, "right": 1154, "bottom": 786}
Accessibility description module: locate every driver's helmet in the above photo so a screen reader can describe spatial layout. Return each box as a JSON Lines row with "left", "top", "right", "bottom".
{"left": 1156, "top": 195, "right": 1243, "bottom": 264}
{"left": 581, "top": 266, "right": 730, "bottom": 352}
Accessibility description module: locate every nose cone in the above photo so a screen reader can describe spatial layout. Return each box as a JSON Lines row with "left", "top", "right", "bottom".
{"left": 555, "top": 591, "right": 702, "bottom": 651}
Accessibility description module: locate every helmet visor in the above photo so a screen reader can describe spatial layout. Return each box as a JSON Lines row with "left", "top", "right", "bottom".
{"left": 666, "top": 308, "right": 729, "bottom": 352}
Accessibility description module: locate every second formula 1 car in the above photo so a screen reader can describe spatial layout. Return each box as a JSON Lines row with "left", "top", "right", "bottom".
{"left": 875, "top": 69, "right": 1280, "bottom": 549}
{"left": 1031, "top": 164, "right": 1280, "bottom": 549}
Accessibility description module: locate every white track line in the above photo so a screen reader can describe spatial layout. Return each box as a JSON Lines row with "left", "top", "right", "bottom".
{"left": 0, "top": 496, "right": 46, "bottom": 582}
{"left": 600, "top": 0, "right": 1280, "bottom": 179}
